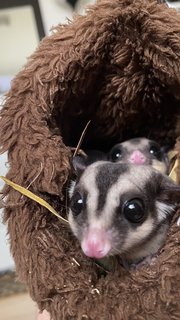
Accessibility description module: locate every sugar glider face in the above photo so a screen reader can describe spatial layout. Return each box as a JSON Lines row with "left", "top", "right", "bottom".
{"left": 68, "top": 159, "right": 180, "bottom": 264}
{"left": 108, "top": 138, "right": 169, "bottom": 174}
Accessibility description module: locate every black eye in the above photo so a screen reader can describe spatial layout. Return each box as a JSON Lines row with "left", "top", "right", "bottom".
{"left": 123, "top": 199, "right": 145, "bottom": 223}
{"left": 110, "top": 147, "right": 123, "bottom": 162}
{"left": 149, "top": 143, "right": 161, "bottom": 157}
{"left": 70, "top": 192, "right": 84, "bottom": 216}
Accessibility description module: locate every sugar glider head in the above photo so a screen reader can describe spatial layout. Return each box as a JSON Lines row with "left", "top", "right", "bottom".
{"left": 68, "top": 157, "right": 180, "bottom": 263}
{"left": 108, "top": 138, "right": 169, "bottom": 174}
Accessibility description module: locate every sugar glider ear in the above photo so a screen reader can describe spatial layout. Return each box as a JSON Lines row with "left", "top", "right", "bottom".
{"left": 72, "top": 155, "right": 87, "bottom": 176}
{"left": 157, "top": 174, "right": 180, "bottom": 205}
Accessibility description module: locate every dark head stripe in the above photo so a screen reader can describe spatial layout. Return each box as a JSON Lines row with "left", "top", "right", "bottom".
{"left": 95, "top": 163, "right": 129, "bottom": 212}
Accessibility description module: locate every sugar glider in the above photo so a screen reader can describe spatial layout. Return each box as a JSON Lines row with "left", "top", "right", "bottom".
{"left": 68, "top": 158, "right": 180, "bottom": 264}
{"left": 108, "top": 138, "right": 169, "bottom": 174}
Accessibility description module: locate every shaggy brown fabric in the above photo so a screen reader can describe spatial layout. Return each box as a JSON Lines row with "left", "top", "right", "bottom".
{"left": 0, "top": 0, "right": 180, "bottom": 319}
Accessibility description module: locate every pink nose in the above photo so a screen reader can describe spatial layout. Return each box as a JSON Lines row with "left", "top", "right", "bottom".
{"left": 81, "top": 229, "right": 111, "bottom": 259}
{"left": 129, "top": 150, "right": 146, "bottom": 164}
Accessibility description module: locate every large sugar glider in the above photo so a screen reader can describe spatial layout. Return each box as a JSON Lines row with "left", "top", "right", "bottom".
{"left": 108, "top": 138, "right": 169, "bottom": 174}
{"left": 68, "top": 158, "right": 180, "bottom": 265}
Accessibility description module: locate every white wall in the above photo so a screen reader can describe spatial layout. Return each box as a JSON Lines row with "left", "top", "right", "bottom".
{"left": 38, "top": 0, "right": 95, "bottom": 35}
{"left": 0, "top": 6, "right": 39, "bottom": 76}
{"left": 167, "top": 1, "right": 180, "bottom": 9}
{"left": 39, "top": 0, "right": 73, "bottom": 35}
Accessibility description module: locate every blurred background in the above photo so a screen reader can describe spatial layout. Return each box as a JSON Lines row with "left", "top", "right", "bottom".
{"left": 0, "top": 0, "right": 179, "bottom": 319}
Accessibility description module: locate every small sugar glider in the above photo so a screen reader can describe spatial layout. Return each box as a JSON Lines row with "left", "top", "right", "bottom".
{"left": 68, "top": 158, "right": 180, "bottom": 264}
{"left": 108, "top": 138, "right": 169, "bottom": 174}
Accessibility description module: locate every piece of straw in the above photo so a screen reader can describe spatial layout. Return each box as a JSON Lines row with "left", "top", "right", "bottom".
{"left": 169, "top": 158, "right": 179, "bottom": 183}
{"left": 73, "top": 120, "right": 91, "bottom": 157}
{"left": 0, "top": 176, "right": 69, "bottom": 225}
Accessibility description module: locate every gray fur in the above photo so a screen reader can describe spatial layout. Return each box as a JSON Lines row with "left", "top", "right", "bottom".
{"left": 69, "top": 161, "right": 179, "bottom": 264}
{"left": 108, "top": 138, "right": 169, "bottom": 174}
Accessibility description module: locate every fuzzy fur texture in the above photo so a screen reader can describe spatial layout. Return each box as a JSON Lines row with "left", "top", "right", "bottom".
{"left": 0, "top": 0, "right": 180, "bottom": 319}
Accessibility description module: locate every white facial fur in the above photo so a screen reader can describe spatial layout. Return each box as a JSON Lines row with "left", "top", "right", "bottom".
{"left": 109, "top": 138, "right": 169, "bottom": 174}
{"left": 69, "top": 162, "right": 176, "bottom": 263}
